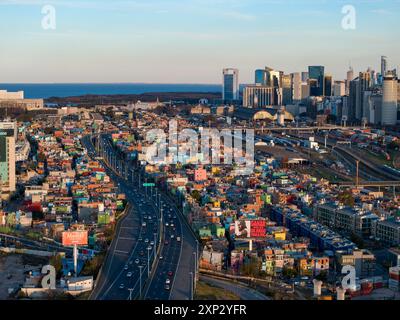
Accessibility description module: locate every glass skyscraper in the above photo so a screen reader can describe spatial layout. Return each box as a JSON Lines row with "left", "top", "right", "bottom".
{"left": 223, "top": 68, "right": 239, "bottom": 102}
{"left": 255, "top": 69, "right": 268, "bottom": 86}
{"left": 308, "top": 66, "right": 325, "bottom": 96}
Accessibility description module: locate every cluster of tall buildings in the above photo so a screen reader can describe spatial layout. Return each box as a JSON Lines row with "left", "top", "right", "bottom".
{"left": 221, "top": 55, "right": 399, "bottom": 126}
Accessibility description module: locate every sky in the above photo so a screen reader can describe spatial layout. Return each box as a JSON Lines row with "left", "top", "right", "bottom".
{"left": 0, "top": 0, "right": 399, "bottom": 84}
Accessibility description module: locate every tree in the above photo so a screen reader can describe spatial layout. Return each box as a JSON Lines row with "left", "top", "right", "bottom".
{"left": 338, "top": 190, "right": 355, "bottom": 207}
{"left": 282, "top": 267, "right": 298, "bottom": 279}
{"left": 315, "top": 271, "right": 328, "bottom": 282}
{"left": 191, "top": 190, "right": 201, "bottom": 204}
{"left": 49, "top": 254, "right": 63, "bottom": 279}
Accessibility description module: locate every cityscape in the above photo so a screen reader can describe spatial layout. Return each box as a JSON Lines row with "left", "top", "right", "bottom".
{"left": 0, "top": 0, "right": 399, "bottom": 310}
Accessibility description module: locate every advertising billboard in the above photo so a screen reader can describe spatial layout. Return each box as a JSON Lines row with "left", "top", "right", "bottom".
{"left": 62, "top": 231, "right": 88, "bottom": 246}
{"left": 235, "top": 219, "right": 267, "bottom": 238}
{"left": 250, "top": 220, "right": 267, "bottom": 238}
{"left": 235, "top": 220, "right": 251, "bottom": 238}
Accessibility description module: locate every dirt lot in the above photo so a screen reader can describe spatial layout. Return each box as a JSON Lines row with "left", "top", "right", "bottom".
{"left": 0, "top": 253, "right": 48, "bottom": 300}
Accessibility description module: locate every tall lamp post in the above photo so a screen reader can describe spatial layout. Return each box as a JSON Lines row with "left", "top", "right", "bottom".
{"left": 138, "top": 265, "right": 144, "bottom": 299}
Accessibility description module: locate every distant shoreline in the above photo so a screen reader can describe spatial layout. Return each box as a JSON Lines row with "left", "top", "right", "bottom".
{"left": 0, "top": 83, "right": 223, "bottom": 99}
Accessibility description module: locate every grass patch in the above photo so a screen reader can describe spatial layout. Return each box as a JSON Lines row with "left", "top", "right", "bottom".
{"left": 195, "top": 281, "right": 241, "bottom": 300}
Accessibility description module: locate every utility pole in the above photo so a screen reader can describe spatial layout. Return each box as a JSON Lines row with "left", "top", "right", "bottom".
{"left": 356, "top": 160, "right": 360, "bottom": 187}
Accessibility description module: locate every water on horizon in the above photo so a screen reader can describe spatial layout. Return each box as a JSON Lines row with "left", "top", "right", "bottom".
{"left": 0, "top": 83, "right": 222, "bottom": 99}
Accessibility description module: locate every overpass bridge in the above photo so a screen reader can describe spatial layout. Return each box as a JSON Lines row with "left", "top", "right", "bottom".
{"left": 255, "top": 126, "right": 366, "bottom": 133}
{"left": 334, "top": 181, "right": 400, "bottom": 188}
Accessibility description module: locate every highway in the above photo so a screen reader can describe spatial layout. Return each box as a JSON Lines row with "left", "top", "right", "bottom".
{"left": 83, "top": 135, "right": 161, "bottom": 300}
{"left": 84, "top": 134, "right": 197, "bottom": 300}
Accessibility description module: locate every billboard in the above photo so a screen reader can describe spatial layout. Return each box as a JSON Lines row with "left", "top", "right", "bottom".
{"left": 250, "top": 220, "right": 267, "bottom": 238}
{"left": 235, "top": 220, "right": 251, "bottom": 238}
{"left": 235, "top": 219, "right": 267, "bottom": 238}
{"left": 62, "top": 231, "right": 88, "bottom": 246}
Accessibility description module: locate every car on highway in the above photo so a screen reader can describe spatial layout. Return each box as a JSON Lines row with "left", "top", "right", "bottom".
{"left": 168, "top": 271, "right": 173, "bottom": 277}
{"left": 142, "top": 222, "right": 146, "bottom": 227}
{"left": 135, "top": 259, "right": 140, "bottom": 264}
{"left": 170, "top": 223, "right": 175, "bottom": 228}
{"left": 165, "top": 223, "right": 169, "bottom": 227}
{"left": 164, "top": 240, "right": 169, "bottom": 245}
{"left": 127, "top": 272, "right": 133, "bottom": 278}
{"left": 164, "top": 284, "right": 170, "bottom": 291}
{"left": 144, "top": 238, "right": 149, "bottom": 243}
{"left": 124, "top": 265, "right": 129, "bottom": 270}
{"left": 139, "top": 251, "right": 144, "bottom": 256}
{"left": 176, "top": 237, "right": 181, "bottom": 242}
{"left": 150, "top": 241, "right": 154, "bottom": 246}
{"left": 138, "top": 237, "right": 143, "bottom": 242}
{"left": 170, "top": 234, "right": 174, "bottom": 239}
{"left": 165, "top": 279, "right": 171, "bottom": 285}
{"left": 119, "top": 284, "right": 125, "bottom": 289}
{"left": 159, "top": 256, "right": 163, "bottom": 260}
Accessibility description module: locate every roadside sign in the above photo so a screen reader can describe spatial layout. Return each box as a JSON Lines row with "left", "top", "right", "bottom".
{"left": 143, "top": 183, "right": 155, "bottom": 187}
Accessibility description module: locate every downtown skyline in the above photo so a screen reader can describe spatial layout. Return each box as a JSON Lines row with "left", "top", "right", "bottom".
{"left": 0, "top": 0, "right": 399, "bottom": 83}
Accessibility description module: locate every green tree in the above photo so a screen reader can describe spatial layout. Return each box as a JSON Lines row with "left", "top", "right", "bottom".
{"left": 282, "top": 267, "right": 298, "bottom": 279}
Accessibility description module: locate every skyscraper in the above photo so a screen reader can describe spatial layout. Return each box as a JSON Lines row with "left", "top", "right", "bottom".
{"left": 0, "top": 122, "right": 16, "bottom": 200}
{"left": 381, "top": 56, "right": 388, "bottom": 77}
{"left": 255, "top": 69, "right": 268, "bottom": 86}
{"left": 222, "top": 68, "right": 239, "bottom": 102}
{"left": 333, "top": 81, "right": 346, "bottom": 97}
{"left": 282, "top": 74, "right": 293, "bottom": 105}
{"left": 381, "top": 73, "right": 398, "bottom": 126}
{"left": 324, "top": 75, "right": 333, "bottom": 96}
{"left": 291, "top": 72, "right": 302, "bottom": 101}
{"left": 308, "top": 66, "right": 325, "bottom": 96}
{"left": 301, "top": 72, "right": 309, "bottom": 83}
{"left": 346, "top": 66, "right": 354, "bottom": 95}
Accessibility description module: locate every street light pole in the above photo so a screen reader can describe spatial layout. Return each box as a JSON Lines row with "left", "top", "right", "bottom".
{"left": 147, "top": 247, "right": 151, "bottom": 277}
{"left": 128, "top": 288, "right": 134, "bottom": 301}
{"left": 189, "top": 272, "right": 194, "bottom": 300}
{"left": 154, "top": 233, "right": 157, "bottom": 260}
{"left": 139, "top": 265, "right": 143, "bottom": 299}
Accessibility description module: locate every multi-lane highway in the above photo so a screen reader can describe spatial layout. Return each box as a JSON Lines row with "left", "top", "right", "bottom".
{"left": 83, "top": 134, "right": 197, "bottom": 300}
{"left": 84, "top": 135, "right": 160, "bottom": 300}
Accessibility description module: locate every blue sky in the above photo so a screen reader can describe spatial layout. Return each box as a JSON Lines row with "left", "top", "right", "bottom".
{"left": 0, "top": 0, "right": 399, "bottom": 83}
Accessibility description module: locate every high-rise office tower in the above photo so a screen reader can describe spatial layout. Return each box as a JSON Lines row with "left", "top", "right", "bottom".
{"left": 301, "top": 72, "right": 309, "bottom": 82}
{"left": 222, "top": 68, "right": 239, "bottom": 102}
{"left": 381, "top": 73, "right": 398, "bottom": 126}
{"left": 381, "top": 56, "right": 388, "bottom": 77}
{"left": 0, "top": 122, "right": 16, "bottom": 200}
{"left": 255, "top": 69, "right": 268, "bottom": 86}
{"left": 324, "top": 75, "right": 333, "bottom": 96}
{"left": 301, "top": 83, "right": 310, "bottom": 99}
{"left": 333, "top": 81, "right": 346, "bottom": 96}
{"left": 346, "top": 66, "right": 354, "bottom": 95}
{"left": 308, "top": 66, "right": 325, "bottom": 96}
{"left": 291, "top": 72, "right": 302, "bottom": 101}
{"left": 282, "top": 74, "right": 292, "bottom": 105}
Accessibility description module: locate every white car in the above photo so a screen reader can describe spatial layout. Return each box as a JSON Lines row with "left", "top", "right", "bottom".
{"left": 165, "top": 279, "right": 171, "bottom": 285}
{"left": 127, "top": 272, "right": 133, "bottom": 278}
